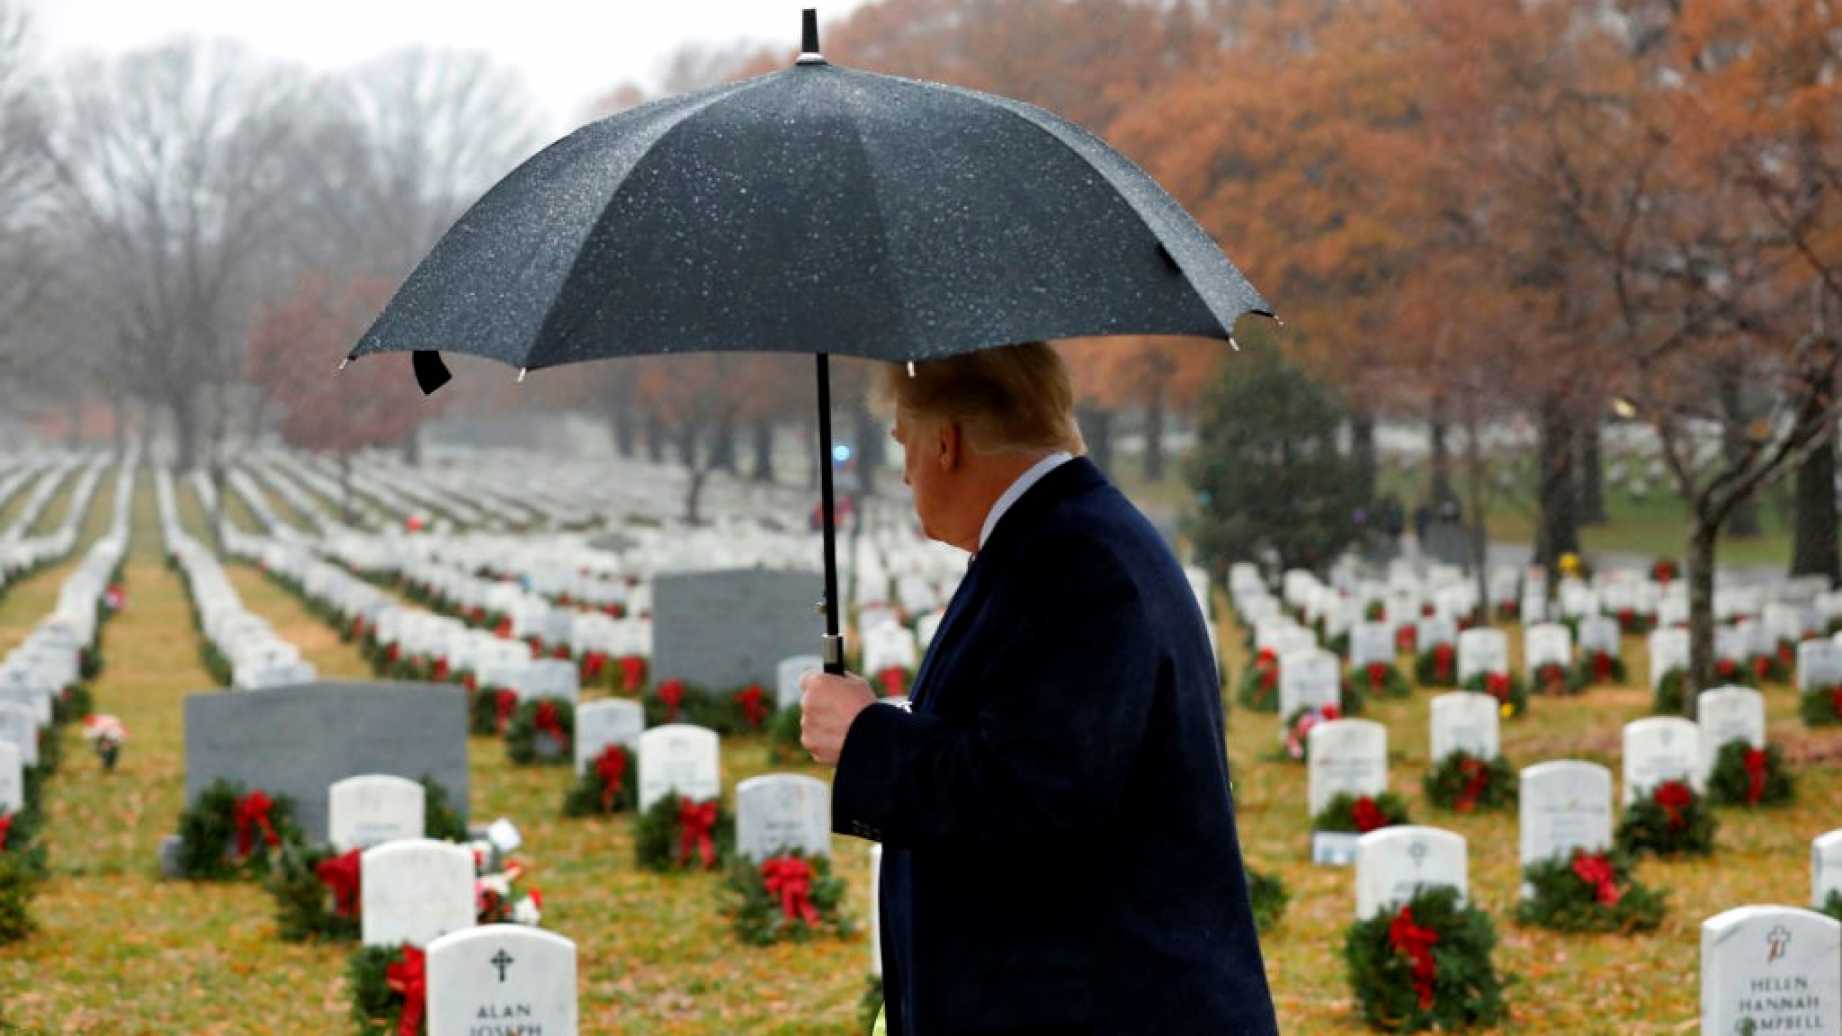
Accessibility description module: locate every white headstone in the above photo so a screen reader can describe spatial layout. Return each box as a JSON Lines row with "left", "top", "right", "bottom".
{"left": 1417, "top": 615, "right": 1457, "bottom": 651}
{"left": 329, "top": 774, "right": 426, "bottom": 852}
{"left": 1813, "top": 830, "right": 1842, "bottom": 910}
{"left": 1578, "top": 616, "right": 1621, "bottom": 657}
{"left": 1648, "top": 627, "right": 1690, "bottom": 690}
{"left": 1699, "top": 906, "right": 1840, "bottom": 1036}
{"left": 0, "top": 742, "right": 19, "bottom": 816}
{"left": 0, "top": 703, "right": 37, "bottom": 768}
{"left": 1524, "top": 623, "right": 1573, "bottom": 672}
{"left": 1279, "top": 648, "right": 1341, "bottom": 721}
{"left": 572, "top": 699, "right": 646, "bottom": 774}
{"left": 1307, "top": 718, "right": 1388, "bottom": 816}
{"left": 776, "top": 654, "right": 824, "bottom": 710}
{"left": 426, "top": 925, "right": 578, "bottom": 1036}
{"left": 1349, "top": 623, "right": 1396, "bottom": 668}
{"left": 1429, "top": 692, "right": 1500, "bottom": 763}
{"left": 734, "top": 774, "right": 830, "bottom": 862}
{"left": 1457, "top": 628, "right": 1508, "bottom": 683}
{"left": 1519, "top": 761, "right": 1614, "bottom": 880}
{"left": 1355, "top": 826, "right": 1467, "bottom": 921}
{"left": 637, "top": 724, "right": 722, "bottom": 810}
{"left": 1622, "top": 716, "right": 1702, "bottom": 804}
{"left": 1695, "top": 686, "right": 1766, "bottom": 785}
{"left": 1796, "top": 639, "right": 1842, "bottom": 692}
{"left": 526, "top": 658, "right": 580, "bottom": 703}
{"left": 360, "top": 838, "right": 476, "bottom": 948}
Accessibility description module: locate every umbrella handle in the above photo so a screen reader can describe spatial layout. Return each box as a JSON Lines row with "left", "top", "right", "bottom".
{"left": 816, "top": 352, "right": 846, "bottom": 676}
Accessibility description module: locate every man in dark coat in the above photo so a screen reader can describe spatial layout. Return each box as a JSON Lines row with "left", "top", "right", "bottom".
{"left": 801, "top": 342, "right": 1278, "bottom": 1036}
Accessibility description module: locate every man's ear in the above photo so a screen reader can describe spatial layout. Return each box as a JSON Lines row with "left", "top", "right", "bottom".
{"left": 937, "top": 420, "right": 962, "bottom": 472}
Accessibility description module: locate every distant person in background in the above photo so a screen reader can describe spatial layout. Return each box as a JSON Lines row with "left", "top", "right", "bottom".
{"left": 799, "top": 342, "right": 1278, "bottom": 1036}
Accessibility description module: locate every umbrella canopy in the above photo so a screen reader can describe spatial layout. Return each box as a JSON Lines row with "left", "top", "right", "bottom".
{"left": 347, "top": 20, "right": 1269, "bottom": 378}
{"left": 345, "top": 11, "right": 1273, "bottom": 673}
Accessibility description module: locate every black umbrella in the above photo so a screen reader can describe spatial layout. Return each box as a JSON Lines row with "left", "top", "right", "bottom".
{"left": 346, "top": 10, "right": 1273, "bottom": 675}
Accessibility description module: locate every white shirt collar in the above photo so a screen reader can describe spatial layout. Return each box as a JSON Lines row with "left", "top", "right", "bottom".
{"left": 978, "top": 451, "right": 1074, "bottom": 551}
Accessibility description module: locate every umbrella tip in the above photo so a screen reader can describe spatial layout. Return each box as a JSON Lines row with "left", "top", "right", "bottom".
{"left": 798, "top": 9, "right": 825, "bottom": 64}
{"left": 517, "top": 367, "right": 528, "bottom": 384}
{"left": 1229, "top": 335, "right": 1241, "bottom": 352}
{"left": 337, "top": 357, "right": 350, "bottom": 373}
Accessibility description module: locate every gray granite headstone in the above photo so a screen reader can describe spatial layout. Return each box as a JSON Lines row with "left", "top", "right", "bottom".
{"left": 183, "top": 682, "right": 468, "bottom": 843}
{"left": 651, "top": 569, "right": 822, "bottom": 690}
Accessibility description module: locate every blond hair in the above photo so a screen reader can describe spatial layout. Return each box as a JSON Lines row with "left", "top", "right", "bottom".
{"left": 877, "top": 341, "right": 1085, "bottom": 455}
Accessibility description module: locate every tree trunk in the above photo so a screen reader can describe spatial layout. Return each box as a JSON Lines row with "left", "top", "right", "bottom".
{"left": 1077, "top": 404, "right": 1115, "bottom": 475}
{"left": 1720, "top": 378, "right": 1763, "bottom": 537}
{"left": 1144, "top": 380, "right": 1168, "bottom": 482}
{"left": 401, "top": 425, "right": 422, "bottom": 467}
{"left": 685, "top": 467, "right": 709, "bottom": 525}
{"left": 1577, "top": 419, "right": 1607, "bottom": 524}
{"left": 611, "top": 409, "right": 635, "bottom": 458}
{"left": 110, "top": 393, "right": 129, "bottom": 459}
{"left": 751, "top": 419, "right": 775, "bottom": 483}
{"left": 645, "top": 414, "right": 665, "bottom": 464}
{"left": 1684, "top": 518, "right": 1718, "bottom": 720}
{"left": 1350, "top": 408, "right": 1377, "bottom": 506}
{"left": 1534, "top": 393, "right": 1580, "bottom": 571}
{"left": 172, "top": 394, "right": 200, "bottom": 473}
{"left": 1790, "top": 402, "right": 1839, "bottom": 584}
{"left": 676, "top": 423, "right": 697, "bottom": 469}
{"left": 1463, "top": 404, "right": 1491, "bottom": 623}
{"left": 1429, "top": 397, "right": 1455, "bottom": 508}
{"left": 853, "top": 403, "right": 882, "bottom": 496}
{"left": 708, "top": 417, "right": 736, "bottom": 474}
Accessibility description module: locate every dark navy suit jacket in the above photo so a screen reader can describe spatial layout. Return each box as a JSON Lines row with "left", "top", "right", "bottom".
{"left": 834, "top": 457, "right": 1279, "bottom": 1035}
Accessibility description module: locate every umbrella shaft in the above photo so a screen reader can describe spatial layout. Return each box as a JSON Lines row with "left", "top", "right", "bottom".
{"left": 816, "top": 352, "right": 845, "bottom": 674}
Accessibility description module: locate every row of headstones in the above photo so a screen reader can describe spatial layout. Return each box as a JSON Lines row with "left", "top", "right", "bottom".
{"left": 1306, "top": 686, "right": 1780, "bottom": 828}
{"left": 1648, "top": 625, "right": 1842, "bottom": 694}
{"left": 1337, "top": 821, "right": 1842, "bottom": 1034}
{"left": 157, "top": 469, "right": 320, "bottom": 690}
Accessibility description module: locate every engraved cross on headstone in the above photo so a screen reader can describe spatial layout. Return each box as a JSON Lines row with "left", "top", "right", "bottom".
{"left": 1765, "top": 925, "right": 1791, "bottom": 963}
{"left": 491, "top": 948, "right": 515, "bottom": 982}
{"left": 1408, "top": 840, "right": 1428, "bottom": 869}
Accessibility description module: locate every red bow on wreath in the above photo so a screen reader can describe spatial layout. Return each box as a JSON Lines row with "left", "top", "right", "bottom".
{"left": 384, "top": 643, "right": 400, "bottom": 664}
{"left": 677, "top": 798, "right": 718, "bottom": 869}
{"left": 1592, "top": 651, "right": 1614, "bottom": 682}
{"left": 493, "top": 616, "right": 514, "bottom": 638}
{"left": 1454, "top": 757, "right": 1490, "bottom": 814}
{"left": 1715, "top": 658, "right": 1737, "bottom": 679}
{"left": 1570, "top": 851, "right": 1621, "bottom": 907}
{"left": 1352, "top": 795, "right": 1387, "bottom": 833}
{"left": 595, "top": 745, "right": 628, "bottom": 811}
{"left": 494, "top": 689, "right": 520, "bottom": 733}
{"left": 736, "top": 684, "right": 770, "bottom": 727}
{"left": 1366, "top": 662, "right": 1391, "bottom": 691}
{"left": 1395, "top": 626, "right": 1417, "bottom": 654}
{"left": 876, "top": 667, "right": 908, "bottom": 698}
{"left": 1830, "top": 687, "right": 1842, "bottom": 721}
{"left": 1431, "top": 643, "right": 1454, "bottom": 682}
{"left": 1653, "top": 780, "right": 1693, "bottom": 831}
{"left": 535, "top": 701, "right": 566, "bottom": 744}
{"left": 431, "top": 657, "right": 450, "bottom": 681}
{"left": 1388, "top": 905, "right": 1440, "bottom": 1011}
{"left": 761, "top": 855, "right": 821, "bottom": 927}
{"left": 1752, "top": 656, "right": 1773, "bottom": 681}
{"left": 619, "top": 655, "right": 647, "bottom": 694}
{"left": 1539, "top": 664, "right": 1566, "bottom": 695}
{"left": 315, "top": 849, "right": 363, "bottom": 918}
{"left": 233, "top": 791, "right": 281, "bottom": 858}
{"left": 1483, "top": 672, "right": 1510, "bottom": 703}
{"left": 1742, "top": 748, "right": 1768, "bottom": 806}
{"left": 385, "top": 945, "right": 427, "bottom": 1036}
{"left": 658, "top": 679, "right": 685, "bottom": 721}
{"left": 350, "top": 616, "right": 366, "bottom": 640}
{"left": 0, "top": 812, "right": 11, "bottom": 851}
{"left": 582, "top": 651, "right": 607, "bottom": 682}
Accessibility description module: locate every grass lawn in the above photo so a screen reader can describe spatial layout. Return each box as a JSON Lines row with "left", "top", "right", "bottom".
{"left": 1, "top": 467, "right": 1836, "bottom": 1032}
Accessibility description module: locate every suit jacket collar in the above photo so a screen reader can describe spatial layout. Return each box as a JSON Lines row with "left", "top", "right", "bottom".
{"left": 909, "top": 456, "right": 1107, "bottom": 711}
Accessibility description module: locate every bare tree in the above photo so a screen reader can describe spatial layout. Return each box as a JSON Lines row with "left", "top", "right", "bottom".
{"left": 0, "top": 0, "right": 54, "bottom": 396}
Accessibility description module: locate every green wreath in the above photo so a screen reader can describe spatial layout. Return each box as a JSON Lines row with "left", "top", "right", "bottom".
{"left": 172, "top": 778, "right": 304, "bottom": 881}
{"left": 644, "top": 679, "right": 731, "bottom": 733}
{"left": 727, "top": 850, "right": 854, "bottom": 945}
{"left": 1347, "top": 661, "right": 1412, "bottom": 700}
{"left": 53, "top": 684, "right": 94, "bottom": 725}
{"left": 1460, "top": 672, "right": 1527, "bottom": 720}
{"left": 1236, "top": 654, "right": 1281, "bottom": 712}
{"left": 1313, "top": 791, "right": 1411, "bottom": 834}
{"left": 1615, "top": 781, "right": 1717, "bottom": 858}
{"left": 1573, "top": 649, "right": 1627, "bottom": 687}
{"left": 505, "top": 697, "right": 575, "bottom": 766}
{"left": 1514, "top": 849, "right": 1666, "bottom": 933}
{"left": 268, "top": 845, "right": 362, "bottom": 943}
{"left": 633, "top": 793, "right": 735, "bottom": 873}
{"left": 1704, "top": 741, "right": 1795, "bottom": 808}
{"left": 1421, "top": 752, "right": 1516, "bottom": 813}
{"left": 1821, "top": 890, "right": 1842, "bottom": 924}
{"left": 1343, "top": 886, "right": 1507, "bottom": 1033}
{"left": 348, "top": 943, "right": 421, "bottom": 1036}
{"left": 1528, "top": 661, "right": 1584, "bottom": 697}
{"left": 0, "top": 851, "right": 38, "bottom": 944}
{"left": 420, "top": 775, "right": 469, "bottom": 842}
{"left": 1248, "top": 868, "right": 1290, "bottom": 933}
{"left": 562, "top": 744, "right": 638, "bottom": 816}
{"left": 766, "top": 706, "right": 806, "bottom": 766}
{"left": 1800, "top": 685, "right": 1842, "bottom": 726}
{"left": 469, "top": 684, "right": 523, "bottom": 736}
{"left": 1413, "top": 645, "right": 1459, "bottom": 689}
